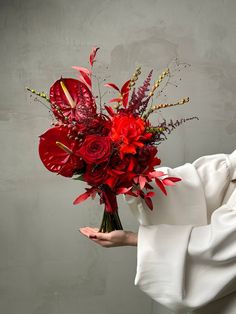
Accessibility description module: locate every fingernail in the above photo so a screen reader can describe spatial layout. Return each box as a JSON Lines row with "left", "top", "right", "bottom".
{"left": 89, "top": 235, "right": 97, "bottom": 239}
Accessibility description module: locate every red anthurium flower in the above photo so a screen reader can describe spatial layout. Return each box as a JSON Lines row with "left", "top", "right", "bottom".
{"left": 39, "top": 126, "right": 84, "bottom": 177}
{"left": 50, "top": 78, "right": 96, "bottom": 123}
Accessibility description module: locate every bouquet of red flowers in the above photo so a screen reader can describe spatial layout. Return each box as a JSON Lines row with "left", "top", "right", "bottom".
{"left": 28, "top": 47, "right": 196, "bottom": 232}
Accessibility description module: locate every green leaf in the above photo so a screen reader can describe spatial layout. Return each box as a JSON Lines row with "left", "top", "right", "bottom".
{"left": 73, "top": 175, "right": 84, "bottom": 181}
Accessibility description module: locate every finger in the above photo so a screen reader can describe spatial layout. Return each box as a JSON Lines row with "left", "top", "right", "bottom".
{"left": 90, "top": 238, "right": 113, "bottom": 247}
{"left": 79, "top": 229, "right": 91, "bottom": 237}
{"left": 85, "top": 227, "right": 99, "bottom": 232}
{"left": 79, "top": 227, "right": 99, "bottom": 236}
{"left": 79, "top": 228, "right": 111, "bottom": 242}
{"left": 92, "top": 232, "right": 111, "bottom": 241}
{"left": 79, "top": 227, "right": 97, "bottom": 237}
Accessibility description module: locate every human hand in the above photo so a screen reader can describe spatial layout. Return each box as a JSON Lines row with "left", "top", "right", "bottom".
{"left": 79, "top": 227, "right": 137, "bottom": 248}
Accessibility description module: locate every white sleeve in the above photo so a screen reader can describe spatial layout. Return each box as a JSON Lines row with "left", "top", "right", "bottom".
{"left": 134, "top": 150, "right": 236, "bottom": 312}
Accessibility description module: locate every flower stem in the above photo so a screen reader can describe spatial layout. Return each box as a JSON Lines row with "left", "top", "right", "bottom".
{"left": 99, "top": 210, "right": 123, "bottom": 233}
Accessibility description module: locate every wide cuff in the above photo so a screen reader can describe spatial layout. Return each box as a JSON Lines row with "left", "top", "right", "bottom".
{"left": 135, "top": 224, "right": 193, "bottom": 308}
{"left": 123, "top": 194, "right": 150, "bottom": 225}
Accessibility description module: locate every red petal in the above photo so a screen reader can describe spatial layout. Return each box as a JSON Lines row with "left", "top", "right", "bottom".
{"left": 110, "top": 169, "right": 124, "bottom": 175}
{"left": 146, "top": 191, "right": 155, "bottom": 198}
{"left": 105, "top": 176, "right": 118, "bottom": 189}
{"left": 104, "top": 82, "right": 120, "bottom": 91}
{"left": 149, "top": 170, "right": 165, "bottom": 178}
{"left": 108, "top": 98, "right": 122, "bottom": 103}
{"left": 77, "top": 74, "right": 90, "bottom": 88}
{"left": 127, "top": 157, "right": 135, "bottom": 172}
{"left": 122, "top": 92, "right": 129, "bottom": 108}
{"left": 124, "top": 172, "right": 136, "bottom": 182}
{"left": 162, "top": 178, "right": 176, "bottom": 186}
{"left": 155, "top": 178, "right": 167, "bottom": 195}
{"left": 145, "top": 183, "right": 154, "bottom": 190}
{"left": 139, "top": 176, "right": 147, "bottom": 189}
{"left": 72, "top": 67, "right": 92, "bottom": 89}
{"left": 116, "top": 187, "right": 132, "bottom": 194}
{"left": 76, "top": 69, "right": 92, "bottom": 88}
{"left": 144, "top": 197, "right": 153, "bottom": 210}
{"left": 126, "top": 190, "right": 138, "bottom": 197}
{"left": 132, "top": 141, "right": 144, "bottom": 147}
{"left": 89, "top": 47, "right": 100, "bottom": 66}
{"left": 104, "top": 105, "right": 115, "bottom": 117}
{"left": 120, "top": 144, "right": 136, "bottom": 154}
{"left": 73, "top": 190, "right": 93, "bottom": 205}
{"left": 121, "top": 80, "right": 131, "bottom": 95}
{"left": 72, "top": 66, "right": 90, "bottom": 75}
{"left": 166, "top": 176, "right": 182, "bottom": 182}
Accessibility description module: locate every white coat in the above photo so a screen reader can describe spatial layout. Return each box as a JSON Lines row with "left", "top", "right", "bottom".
{"left": 125, "top": 149, "right": 236, "bottom": 314}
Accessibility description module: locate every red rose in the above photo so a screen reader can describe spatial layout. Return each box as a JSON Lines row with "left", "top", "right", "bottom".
{"left": 78, "top": 135, "right": 112, "bottom": 164}
{"left": 83, "top": 164, "right": 109, "bottom": 186}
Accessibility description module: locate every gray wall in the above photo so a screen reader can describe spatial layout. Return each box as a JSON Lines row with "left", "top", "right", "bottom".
{"left": 0, "top": 0, "right": 236, "bottom": 313}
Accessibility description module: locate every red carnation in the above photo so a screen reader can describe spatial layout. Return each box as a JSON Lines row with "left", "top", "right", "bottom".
{"left": 78, "top": 135, "right": 112, "bottom": 164}
{"left": 39, "top": 126, "right": 84, "bottom": 177}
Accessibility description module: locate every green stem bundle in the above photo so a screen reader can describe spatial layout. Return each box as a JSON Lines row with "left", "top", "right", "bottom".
{"left": 99, "top": 210, "right": 123, "bottom": 233}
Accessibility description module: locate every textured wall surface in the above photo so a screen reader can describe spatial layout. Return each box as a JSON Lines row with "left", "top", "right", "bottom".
{"left": 0, "top": 0, "right": 236, "bottom": 313}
